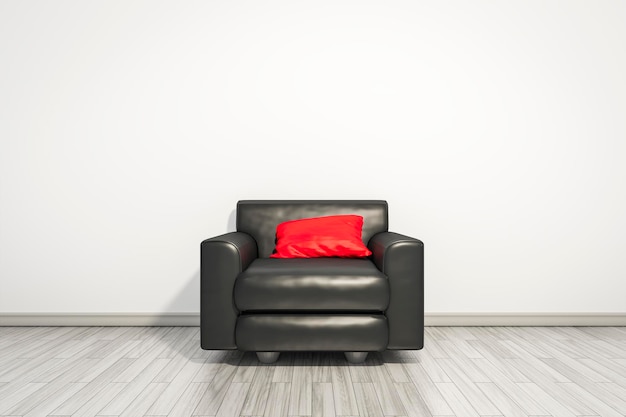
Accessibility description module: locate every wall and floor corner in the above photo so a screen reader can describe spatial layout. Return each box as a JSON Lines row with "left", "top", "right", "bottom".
{"left": 1, "top": 0, "right": 625, "bottom": 326}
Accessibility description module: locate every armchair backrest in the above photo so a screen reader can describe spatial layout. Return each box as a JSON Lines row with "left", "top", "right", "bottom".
{"left": 237, "top": 200, "right": 389, "bottom": 258}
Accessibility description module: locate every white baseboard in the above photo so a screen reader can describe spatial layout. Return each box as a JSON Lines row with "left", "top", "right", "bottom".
{"left": 0, "top": 313, "right": 200, "bottom": 327}
{"left": 424, "top": 313, "right": 626, "bottom": 326}
{"left": 0, "top": 313, "right": 624, "bottom": 327}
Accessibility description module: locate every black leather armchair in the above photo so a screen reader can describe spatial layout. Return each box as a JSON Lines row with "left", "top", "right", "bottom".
{"left": 200, "top": 200, "right": 424, "bottom": 363}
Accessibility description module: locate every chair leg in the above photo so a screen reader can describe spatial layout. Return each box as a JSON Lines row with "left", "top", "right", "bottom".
{"left": 344, "top": 352, "right": 368, "bottom": 363}
{"left": 256, "top": 352, "right": 280, "bottom": 363}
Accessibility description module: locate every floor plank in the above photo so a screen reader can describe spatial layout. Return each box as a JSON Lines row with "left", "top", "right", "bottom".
{"left": 312, "top": 382, "right": 336, "bottom": 417}
{"left": 0, "top": 326, "right": 625, "bottom": 417}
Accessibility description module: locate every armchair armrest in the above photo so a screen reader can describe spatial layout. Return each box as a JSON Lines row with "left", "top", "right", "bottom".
{"left": 201, "top": 232, "right": 258, "bottom": 349}
{"left": 368, "top": 232, "right": 424, "bottom": 349}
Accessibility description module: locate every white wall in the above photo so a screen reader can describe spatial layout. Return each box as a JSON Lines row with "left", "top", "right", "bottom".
{"left": 1, "top": 0, "right": 625, "bottom": 314}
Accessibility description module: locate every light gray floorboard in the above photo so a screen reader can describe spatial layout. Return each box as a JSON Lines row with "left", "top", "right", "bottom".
{"left": 311, "top": 352, "right": 331, "bottom": 383}
{"left": 516, "top": 382, "right": 579, "bottom": 417}
{"left": 192, "top": 354, "right": 241, "bottom": 416}
{"left": 118, "top": 382, "right": 168, "bottom": 417}
{"left": 347, "top": 361, "right": 371, "bottom": 383}
{"left": 271, "top": 353, "right": 294, "bottom": 383}
{"left": 596, "top": 382, "right": 626, "bottom": 413}
{"left": 165, "top": 382, "right": 209, "bottom": 417}
{"left": 402, "top": 361, "right": 455, "bottom": 416}
{"left": 434, "top": 358, "right": 500, "bottom": 415}
{"left": 394, "top": 382, "right": 435, "bottom": 417}
{"left": 366, "top": 356, "right": 406, "bottom": 416}
{"left": 240, "top": 362, "right": 274, "bottom": 417}
{"left": 311, "top": 382, "right": 336, "bottom": 417}
{"left": 0, "top": 383, "right": 47, "bottom": 415}
{"left": 470, "top": 357, "right": 549, "bottom": 415}
{"left": 215, "top": 382, "right": 251, "bottom": 417}
{"left": 382, "top": 361, "right": 411, "bottom": 383}
{"left": 1, "top": 326, "right": 626, "bottom": 417}
{"left": 147, "top": 358, "right": 206, "bottom": 415}
{"left": 288, "top": 353, "right": 313, "bottom": 416}
{"left": 114, "top": 340, "right": 168, "bottom": 382}
{"left": 263, "top": 382, "right": 290, "bottom": 417}
{"left": 475, "top": 382, "right": 530, "bottom": 417}
{"left": 22, "top": 382, "right": 86, "bottom": 417}
{"left": 70, "top": 382, "right": 126, "bottom": 417}
{"left": 410, "top": 348, "right": 451, "bottom": 383}
{"left": 232, "top": 352, "right": 259, "bottom": 383}
{"left": 558, "top": 382, "right": 623, "bottom": 417}
{"left": 352, "top": 383, "right": 384, "bottom": 417}
{"left": 435, "top": 382, "right": 481, "bottom": 417}
{"left": 329, "top": 357, "right": 359, "bottom": 416}
{"left": 94, "top": 358, "right": 170, "bottom": 415}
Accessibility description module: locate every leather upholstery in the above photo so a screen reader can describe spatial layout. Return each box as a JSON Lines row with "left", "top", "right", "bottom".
{"left": 236, "top": 314, "right": 388, "bottom": 351}
{"left": 200, "top": 200, "right": 424, "bottom": 354}
{"left": 200, "top": 232, "right": 257, "bottom": 349}
{"left": 234, "top": 258, "right": 389, "bottom": 312}
{"left": 369, "top": 232, "right": 424, "bottom": 349}
{"left": 236, "top": 200, "right": 388, "bottom": 258}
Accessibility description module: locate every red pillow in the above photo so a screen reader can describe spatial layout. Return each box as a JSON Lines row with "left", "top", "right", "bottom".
{"left": 270, "top": 214, "right": 372, "bottom": 259}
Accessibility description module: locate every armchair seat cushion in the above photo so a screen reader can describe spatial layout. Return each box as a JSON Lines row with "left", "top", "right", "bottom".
{"left": 234, "top": 258, "right": 389, "bottom": 312}
{"left": 236, "top": 314, "right": 388, "bottom": 351}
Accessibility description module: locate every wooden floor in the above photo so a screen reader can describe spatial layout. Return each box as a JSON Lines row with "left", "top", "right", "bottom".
{"left": 1, "top": 326, "right": 625, "bottom": 417}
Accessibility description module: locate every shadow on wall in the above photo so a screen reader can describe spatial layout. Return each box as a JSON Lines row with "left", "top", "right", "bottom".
{"left": 162, "top": 270, "right": 201, "bottom": 315}
{"left": 146, "top": 209, "right": 238, "bottom": 359}
{"left": 155, "top": 209, "right": 238, "bottom": 323}
{"left": 227, "top": 209, "right": 236, "bottom": 232}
